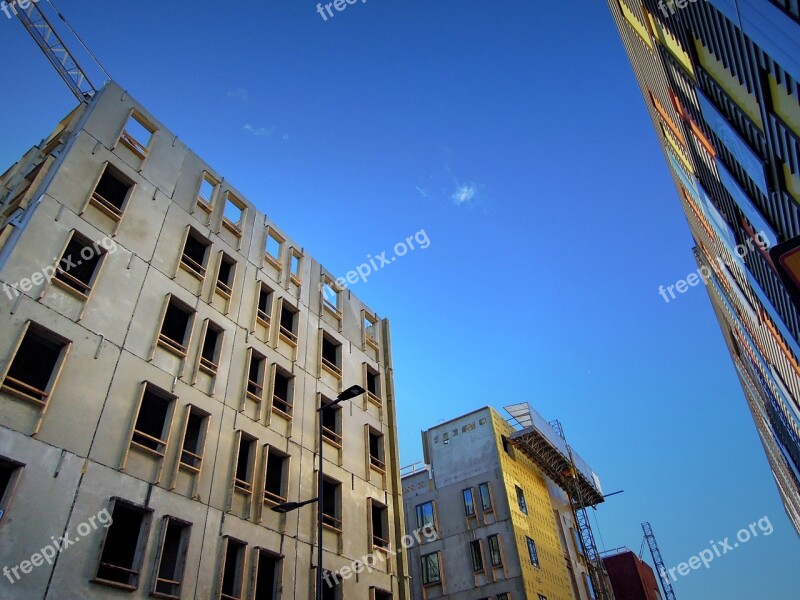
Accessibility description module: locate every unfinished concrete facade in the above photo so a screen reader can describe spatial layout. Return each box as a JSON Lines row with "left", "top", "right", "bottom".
{"left": 401, "top": 407, "right": 597, "bottom": 600}
{"left": 0, "top": 81, "right": 409, "bottom": 600}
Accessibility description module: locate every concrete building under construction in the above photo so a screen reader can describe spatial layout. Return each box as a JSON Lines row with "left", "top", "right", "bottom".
{"left": 401, "top": 405, "right": 613, "bottom": 600}
{"left": 0, "top": 81, "right": 409, "bottom": 600}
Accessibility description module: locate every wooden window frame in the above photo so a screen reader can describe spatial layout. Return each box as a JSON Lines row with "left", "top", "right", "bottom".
{"left": 196, "top": 171, "right": 219, "bottom": 213}
{"left": 123, "top": 382, "right": 177, "bottom": 479}
{"left": 218, "top": 536, "right": 247, "bottom": 600}
{"left": 368, "top": 498, "right": 390, "bottom": 550}
{"left": 214, "top": 251, "right": 237, "bottom": 301}
{"left": 0, "top": 456, "right": 24, "bottom": 521}
{"left": 87, "top": 161, "right": 135, "bottom": 222}
{"left": 233, "top": 431, "right": 258, "bottom": 496}
{"left": 244, "top": 348, "right": 267, "bottom": 409}
{"left": 320, "top": 330, "right": 342, "bottom": 379}
{"left": 49, "top": 230, "right": 109, "bottom": 301}
{"left": 321, "top": 475, "right": 343, "bottom": 532}
{"left": 222, "top": 192, "right": 246, "bottom": 236}
{"left": 254, "top": 283, "right": 273, "bottom": 330}
{"left": 0, "top": 321, "right": 71, "bottom": 410}
{"left": 251, "top": 548, "right": 283, "bottom": 600}
{"left": 367, "top": 426, "right": 386, "bottom": 474}
{"left": 365, "top": 363, "right": 382, "bottom": 406}
{"left": 176, "top": 405, "right": 209, "bottom": 477}
{"left": 264, "top": 228, "right": 284, "bottom": 270}
{"left": 277, "top": 298, "right": 299, "bottom": 347}
{"left": 261, "top": 445, "right": 289, "bottom": 506}
{"left": 320, "top": 395, "right": 342, "bottom": 448}
{"left": 196, "top": 319, "right": 224, "bottom": 378}
{"left": 178, "top": 227, "right": 212, "bottom": 282}
{"left": 321, "top": 276, "right": 342, "bottom": 319}
{"left": 118, "top": 109, "right": 157, "bottom": 160}
{"left": 289, "top": 248, "right": 302, "bottom": 286}
{"left": 150, "top": 516, "right": 191, "bottom": 600}
{"left": 156, "top": 295, "right": 196, "bottom": 359}
{"left": 363, "top": 311, "right": 379, "bottom": 350}
{"left": 92, "top": 497, "right": 153, "bottom": 591}
{"left": 271, "top": 365, "right": 294, "bottom": 419}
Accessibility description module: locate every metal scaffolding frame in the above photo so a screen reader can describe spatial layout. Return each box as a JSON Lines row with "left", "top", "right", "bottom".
{"left": 505, "top": 403, "right": 615, "bottom": 600}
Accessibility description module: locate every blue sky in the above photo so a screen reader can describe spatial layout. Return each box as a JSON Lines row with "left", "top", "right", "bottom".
{"left": 1, "top": 0, "right": 797, "bottom": 597}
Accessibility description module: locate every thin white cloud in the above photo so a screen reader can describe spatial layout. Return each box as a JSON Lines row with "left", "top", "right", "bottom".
{"left": 227, "top": 88, "right": 249, "bottom": 102}
{"left": 451, "top": 182, "right": 478, "bottom": 205}
{"left": 242, "top": 124, "right": 274, "bottom": 137}
{"left": 415, "top": 185, "right": 429, "bottom": 198}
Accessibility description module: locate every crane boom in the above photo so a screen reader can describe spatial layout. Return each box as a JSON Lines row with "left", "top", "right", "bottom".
{"left": 642, "top": 522, "right": 678, "bottom": 600}
{"left": 14, "top": 1, "right": 96, "bottom": 101}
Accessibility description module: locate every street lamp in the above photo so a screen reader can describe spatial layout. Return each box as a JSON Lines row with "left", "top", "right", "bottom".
{"left": 271, "top": 384, "right": 365, "bottom": 600}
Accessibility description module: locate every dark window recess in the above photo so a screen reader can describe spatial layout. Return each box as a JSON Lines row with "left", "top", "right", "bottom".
{"left": 369, "top": 430, "right": 385, "bottom": 470}
{"left": 273, "top": 370, "right": 292, "bottom": 415}
{"left": 220, "top": 539, "right": 245, "bottom": 599}
{"left": 263, "top": 450, "right": 287, "bottom": 503}
{"left": 257, "top": 286, "right": 272, "bottom": 323}
{"left": 181, "top": 231, "right": 210, "bottom": 277}
{"left": 92, "top": 167, "right": 131, "bottom": 214}
{"left": 470, "top": 540, "right": 484, "bottom": 572}
{"left": 254, "top": 551, "right": 280, "bottom": 600}
{"left": 2, "top": 326, "right": 64, "bottom": 404}
{"left": 0, "top": 458, "right": 20, "bottom": 517}
{"left": 199, "top": 325, "right": 221, "bottom": 374}
{"left": 279, "top": 304, "right": 298, "bottom": 342}
{"left": 235, "top": 436, "right": 255, "bottom": 492}
{"left": 374, "top": 591, "right": 392, "bottom": 600}
{"left": 366, "top": 368, "right": 380, "bottom": 398}
{"left": 56, "top": 235, "right": 102, "bottom": 294}
{"left": 321, "top": 478, "right": 340, "bottom": 529}
{"left": 159, "top": 302, "right": 192, "bottom": 353}
{"left": 132, "top": 389, "right": 170, "bottom": 454}
{"left": 321, "top": 399, "right": 340, "bottom": 443}
{"left": 216, "top": 255, "right": 235, "bottom": 296}
{"left": 96, "top": 502, "right": 148, "bottom": 588}
{"left": 371, "top": 503, "right": 389, "bottom": 548}
{"left": 321, "top": 571, "right": 340, "bottom": 600}
{"left": 180, "top": 411, "right": 205, "bottom": 469}
{"left": 153, "top": 519, "right": 189, "bottom": 599}
{"left": 321, "top": 335, "right": 340, "bottom": 372}
{"left": 247, "top": 353, "right": 265, "bottom": 399}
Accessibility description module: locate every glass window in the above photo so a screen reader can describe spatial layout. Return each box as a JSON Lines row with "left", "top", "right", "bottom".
{"left": 462, "top": 488, "right": 475, "bottom": 516}
{"left": 469, "top": 540, "right": 483, "bottom": 572}
{"left": 416, "top": 501, "right": 435, "bottom": 530}
{"left": 527, "top": 536, "right": 540, "bottom": 567}
{"left": 488, "top": 534, "right": 502, "bottom": 567}
{"left": 478, "top": 482, "right": 492, "bottom": 511}
{"left": 420, "top": 553, "right": 441, "bottom": 585}
{"left": 516, "top": 485, "right": 527, "bottom": 514}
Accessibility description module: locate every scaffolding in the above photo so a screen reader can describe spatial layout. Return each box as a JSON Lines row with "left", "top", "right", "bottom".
{"left": 505, "top": 403, "right": 615, "bottom": 600}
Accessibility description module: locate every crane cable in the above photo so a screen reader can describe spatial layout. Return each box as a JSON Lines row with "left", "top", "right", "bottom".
{"left": 45, "top": 0, "right": 111, "bottom": 81}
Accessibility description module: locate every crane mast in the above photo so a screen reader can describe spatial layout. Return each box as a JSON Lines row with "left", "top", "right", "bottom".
{"left": 642, "top": 521, "right": 678, "bottom": 600}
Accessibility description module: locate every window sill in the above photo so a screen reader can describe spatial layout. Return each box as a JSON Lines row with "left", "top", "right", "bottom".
{"left": 323, "top": 301, "right": 342, "bottom": 320}
{"left": 0, "top": 381, "right": 48, "bottom": 407}
{"left": 264, "top": 254, "right": 282, "bottom": 270}
{"left": 178, "top": 260, "right": 206, "bottom": 282}
{"left": 52, "top": 272, "right": 91, "bottom": 300}
{"left": 222, "top": 219, "right": 243, "bottom": 237}
{"left": 119, "top": 134, "right": 149, "bottom": 160}
{"left": 91, "top": 577, "right": 138, "bottom": 592}
{"left": 157, "top": 336, "right": 188, "bottom": 358}
{"left": 279, "top": 329, "right": 298, "bottom": 347}
{"left": 321, "top": 361, "right": 342, "bottom": 379}
{"left": 89, "top": 193, "right": 124, "bottom": 221}
{"left": 271, "top": 405, "right": 293, "bottom": 420}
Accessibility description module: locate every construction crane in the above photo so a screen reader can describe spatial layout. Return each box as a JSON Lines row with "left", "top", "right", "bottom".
{"left": 12, "top": 0, "right": 108, "bottom": 101}
{"left": 642, "top": 522, "right": 678, "bottom": 600}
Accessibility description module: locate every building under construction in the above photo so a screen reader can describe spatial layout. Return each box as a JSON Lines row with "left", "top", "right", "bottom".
{"left": 401, "top": 405, "right": 613, "bottom": 600}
